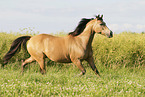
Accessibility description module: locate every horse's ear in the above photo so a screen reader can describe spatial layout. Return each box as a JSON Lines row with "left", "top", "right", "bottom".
{"left": 98, "top": 14, "right": 100, "bottom": 18}
{"left": 101, "top": 15, "right": 103, "bottom": 19}
{"left": 95, "top": 14, "right": 103, "bottom": 20}
{"left": 95, "top": 14, "right": 100, "bottom": 19}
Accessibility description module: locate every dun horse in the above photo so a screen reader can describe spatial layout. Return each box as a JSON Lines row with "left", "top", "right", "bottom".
{"left": 3, "top": 15, "right": 113, "bottom": 76}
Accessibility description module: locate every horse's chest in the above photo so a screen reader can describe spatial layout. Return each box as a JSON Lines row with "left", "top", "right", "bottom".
{"left": 70, "top": 47, "right": 91, "bottom": 60}
{"left": 81, "top": 49, "right": 91, "bottom": 59}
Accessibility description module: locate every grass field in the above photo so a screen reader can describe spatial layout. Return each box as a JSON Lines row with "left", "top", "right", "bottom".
{"left": 0, "top": 32, "right": 145, "bottom": 96}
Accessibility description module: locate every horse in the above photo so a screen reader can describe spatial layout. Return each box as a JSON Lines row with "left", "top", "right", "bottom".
{"left": 3, "top": 15, "right": 113, "bottom": 76}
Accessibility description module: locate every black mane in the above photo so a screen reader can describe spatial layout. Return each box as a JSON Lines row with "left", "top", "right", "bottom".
{"left": 68, "top": 18, "right": 93, "bottom": 36}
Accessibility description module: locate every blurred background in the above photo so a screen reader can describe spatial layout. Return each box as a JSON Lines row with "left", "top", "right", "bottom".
{"left": 0, "top": 0, "right": 144, "bottom": 34}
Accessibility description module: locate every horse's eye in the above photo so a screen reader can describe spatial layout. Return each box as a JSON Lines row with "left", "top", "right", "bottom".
{"left": 98, "top": 32, "right": 102, "bottom": 34}
{"left": 100, "top": 24, "right": 104, "bottom": 26}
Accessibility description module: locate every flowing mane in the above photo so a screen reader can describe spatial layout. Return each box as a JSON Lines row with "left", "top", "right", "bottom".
{"left": 68, "top": 18, "right": 94, "bottom": 36}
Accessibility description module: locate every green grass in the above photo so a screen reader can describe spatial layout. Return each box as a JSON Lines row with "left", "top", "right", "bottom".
{"left": 0, "top": 32, "right": 145, "bottom": 96}
{"left": 0, "top": 63, "right": 144, "bottom": 96}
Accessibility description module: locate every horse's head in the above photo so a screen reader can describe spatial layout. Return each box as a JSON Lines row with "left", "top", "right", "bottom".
{"left": 93, "top": 15, "right": 113, "bottom": 38}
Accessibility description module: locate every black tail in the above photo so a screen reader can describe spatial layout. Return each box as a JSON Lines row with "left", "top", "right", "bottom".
{"left": 3, "top": 36, "right": 31, "bottom": 64}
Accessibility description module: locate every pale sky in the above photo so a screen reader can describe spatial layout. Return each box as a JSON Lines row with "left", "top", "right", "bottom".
{"left": 0, "top": 0, "right": 145, "bottom": 34}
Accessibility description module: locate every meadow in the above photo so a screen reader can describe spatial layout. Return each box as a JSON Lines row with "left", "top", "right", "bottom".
{"left": 0, "top": 31, "right": 145, "bottom": 96}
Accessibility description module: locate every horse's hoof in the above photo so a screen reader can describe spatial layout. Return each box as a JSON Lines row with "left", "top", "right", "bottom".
{"left": 97, "top": 74, "right": 101, "bottom": 78}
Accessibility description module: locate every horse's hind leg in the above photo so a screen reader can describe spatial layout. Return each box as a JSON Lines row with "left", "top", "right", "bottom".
{"left": 33, "top": 53, "right": 46, "bottom": 74}
{"left": 21, "top": 57, "right": 35, "bottom": 73}
{"left": 37, "top": 59, "right": 46, "bottom": 74}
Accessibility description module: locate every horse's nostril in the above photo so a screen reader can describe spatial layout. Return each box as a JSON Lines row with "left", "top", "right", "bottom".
{"left": 110, "top": 31, "right": 113, "bottom": 37}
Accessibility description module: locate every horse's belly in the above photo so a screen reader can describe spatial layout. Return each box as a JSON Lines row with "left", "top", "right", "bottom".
{"left": 49, "top": 56, "right": 71, "bottom": 63}
{"left": 45, "top": 51, "right": 71, "bottom": 63}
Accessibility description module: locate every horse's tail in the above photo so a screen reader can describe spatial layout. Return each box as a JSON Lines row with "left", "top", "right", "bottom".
{"left": 3, "top": 36, "right": 31, "bottom": 64}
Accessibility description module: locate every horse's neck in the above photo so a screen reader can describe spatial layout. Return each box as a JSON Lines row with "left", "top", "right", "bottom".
{"left": 78, "top": 25, "right": 95, "bottom": 48}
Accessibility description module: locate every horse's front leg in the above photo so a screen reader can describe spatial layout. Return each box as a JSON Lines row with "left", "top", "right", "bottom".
{"left": 72, "top": 59, "right": 86, "bottom": 76}
{"left": 86, "top": 57, "right": 100, "bottom": 77}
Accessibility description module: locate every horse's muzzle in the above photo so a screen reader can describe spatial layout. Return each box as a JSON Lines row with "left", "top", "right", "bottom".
{"left": 109, "top": 31, "right": 113, "bottom": 38}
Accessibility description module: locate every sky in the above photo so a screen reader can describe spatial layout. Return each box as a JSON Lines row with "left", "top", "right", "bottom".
{"left": 0, "top": 0, "right": 145, "bottom": 34}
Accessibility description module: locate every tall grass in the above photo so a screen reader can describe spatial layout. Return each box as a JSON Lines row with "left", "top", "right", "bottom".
{"left": 93, "top": 32, "right": 145, "bottom": 68}
{"left": 0, "top": 32, "right": 144, "bottom": 68}
{"left": 0, "top": 32, "right": 145, "bottom": 96}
